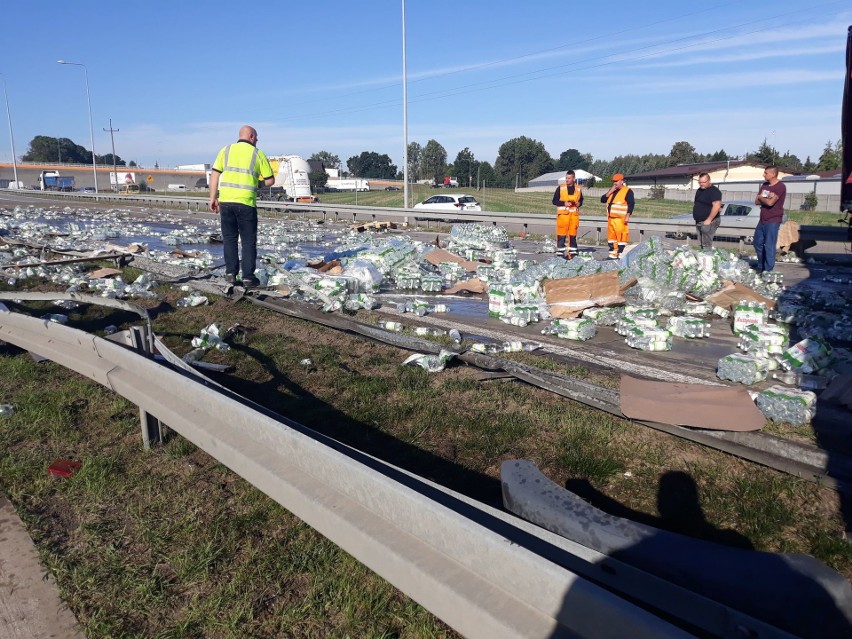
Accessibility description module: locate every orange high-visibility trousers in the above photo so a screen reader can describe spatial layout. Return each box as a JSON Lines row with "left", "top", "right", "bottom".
{"left": 607, "top": 215, "right": 629, "bottom": 257}
{"left": 556, "top": 211, "right": 579, "bottom": 237}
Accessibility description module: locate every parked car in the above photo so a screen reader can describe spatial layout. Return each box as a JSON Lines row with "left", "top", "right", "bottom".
{"left": 413, "top": 193, "right": 482, "bottom": 212}
{"left": 384, "top": 186, "right": 400, "bottom": 191}
{"left": 78, "top": 186, "right": 96, "bottom": 193}
{"left": 665, "top": 200, "right": 785, "bottom": 244}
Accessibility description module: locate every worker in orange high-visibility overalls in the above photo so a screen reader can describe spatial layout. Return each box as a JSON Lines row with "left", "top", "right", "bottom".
{"left": 552, "top": 170, "right": 584, "bottom": 259}
{"left": 600, "top": 173, "right": 635, "bottom": 259}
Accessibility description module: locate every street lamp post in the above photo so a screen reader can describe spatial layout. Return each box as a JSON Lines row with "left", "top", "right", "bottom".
{"left": 57, "top": 60, "right": 98, "bottom": 193}
{"left": 0, "top": 74, "right": 19, "bottom": 188}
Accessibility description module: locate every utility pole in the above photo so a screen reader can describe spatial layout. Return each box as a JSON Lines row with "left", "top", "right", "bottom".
{"left": 104, "top": 118, "right": 119, "bottom": 191}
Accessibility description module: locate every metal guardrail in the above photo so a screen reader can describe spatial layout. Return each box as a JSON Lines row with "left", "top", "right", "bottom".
{"left": 4, "top": 188, "right": 848, "bottom": 249}
{"left": 0, "top": 301, "right": 803, "bottom": 638}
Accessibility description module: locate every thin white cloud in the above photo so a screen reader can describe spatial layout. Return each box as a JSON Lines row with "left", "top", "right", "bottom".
{"left": 626, "top": 44, "right": 843, "bottom": 69}
{"left": 629, "top": 69, "right": 840, "bottom": 92}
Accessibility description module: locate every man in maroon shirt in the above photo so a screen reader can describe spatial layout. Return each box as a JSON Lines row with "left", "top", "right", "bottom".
{"left": 753, "top": 166, "right": 786, "bottom": 273}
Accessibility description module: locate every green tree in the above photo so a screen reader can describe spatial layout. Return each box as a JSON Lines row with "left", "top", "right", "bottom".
{"left": 667, "top": 141, "right": 698, "bottom": 166}
{"left": 556, "top": 148, "right": 591, "bottom": 172}
{"left": 406, "top": 142, "right": 422, "bottom": 180}
{"left": 815, "top": 139, "right": 841, "bottom": 171}
{"left": 778, "top": 151, "right": 802, "bottom": 170}
{"left": 309, "top": 151, "right": 340, "bottom": 169}
{"left": 494, "top": 136, "right": 554, "bottom": 187}
{"left": 708, "top": 149, "right": 730, "bottom": 161}
{"left": 346, "top": 151, "right": 397, "bottom": 179}
{"left": 420, "top": 139, "right": 447, "bottom": 183}
{"left": 477, "top": 161, "right": 496, "bottom": 188}
{"left": 803, "top": 156, "right": 816, "bottom": 172}
{"left": 451, "top": 147, "right": 478, "bottom": 188}
{"left": 100, "top": 153, "right": 126, "bottom": 167}
{"left": 23, "top": 135, "right": 93, "bottom": 163}
{"left": 309, "top": 169, "right": 328, "bottom": 191}
{"left": 750, "top": 138, "right": 778, "bottom": 165}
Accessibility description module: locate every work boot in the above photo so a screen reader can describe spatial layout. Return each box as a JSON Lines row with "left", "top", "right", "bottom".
{"left": 241, "top": 275, "right": 262, "bottom": 288}
{"left": 223, "top": 273, "right": 237, "bottom": 285}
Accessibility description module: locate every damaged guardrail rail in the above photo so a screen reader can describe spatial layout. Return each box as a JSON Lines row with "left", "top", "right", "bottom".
{"left": 2, "top": 301, "right": 842, "bottom": 638}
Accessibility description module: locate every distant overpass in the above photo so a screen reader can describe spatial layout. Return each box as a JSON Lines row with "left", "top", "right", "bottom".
{"left": 0, "top": 162, "right": 207, "bottom": 192}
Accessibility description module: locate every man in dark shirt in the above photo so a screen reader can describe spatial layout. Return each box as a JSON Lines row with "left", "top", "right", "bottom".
{"left": 552, "top": 170, "right": 584, "bottom": 258}
{"left": 753, "top": 165, "right": 787, "bottom": 273}
{"left": 692, "top": 172, "right": 722, "bottom": 250}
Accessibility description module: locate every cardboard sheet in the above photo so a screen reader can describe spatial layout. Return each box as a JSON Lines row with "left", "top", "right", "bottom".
{"left": 777, "top": 220, "right": 800, "bottom": 252}
{"left": 620, "top": 375, "right": 766, "bottom": 431}
{"left": 89, "top": 267, "right": 122, "bottom": 278}
{"left": 705, "top": 282, "right": 775, "bottom": 310}
{"left": 423, "top": 248, "right": 481, "bottom": 272}
{"left": 444, "top": 278, "right": 486, "bottom": 294}
{"left": 543, "top": 271, "right": 625, "bottom": 318}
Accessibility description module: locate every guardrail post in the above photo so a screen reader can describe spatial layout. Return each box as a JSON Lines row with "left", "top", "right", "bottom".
{"left": 129, "top": 325, "right": 163, "bottom": 449}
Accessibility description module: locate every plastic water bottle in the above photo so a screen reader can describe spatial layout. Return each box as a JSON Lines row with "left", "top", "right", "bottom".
{"left": 755, "top": 385, "right": 816, "bottom": 425}
{"left": 0, "top": 405, "right": 15, "bottom": 417}
{"left": 449, "top": 329, "right": 462, "bottom": 344}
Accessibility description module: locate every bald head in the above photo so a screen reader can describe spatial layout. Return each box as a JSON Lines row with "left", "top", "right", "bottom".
{"left": 238, "top": 125, "right": 258, "bottom": 144}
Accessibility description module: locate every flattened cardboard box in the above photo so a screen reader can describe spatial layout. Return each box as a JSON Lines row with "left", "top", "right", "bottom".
{"left": 544, "top": 271, "right": 625, "bottom": 318}
{"left": 620, "top": 375, "right": 766, "bottom": 431}
{"left": 705, "top": 282, "right": 775, "bottom": 310}
{"left": 423, "top": 248, "right": 481, "bottom": 273}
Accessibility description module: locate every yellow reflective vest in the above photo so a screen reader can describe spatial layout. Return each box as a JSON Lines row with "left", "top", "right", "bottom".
{"left": 212, "top": 141, "right": 273, "bottom": 206}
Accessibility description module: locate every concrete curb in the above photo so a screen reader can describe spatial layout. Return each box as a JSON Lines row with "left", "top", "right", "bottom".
{"left": 0, "top": 494, "right": 84, "bottom": 639}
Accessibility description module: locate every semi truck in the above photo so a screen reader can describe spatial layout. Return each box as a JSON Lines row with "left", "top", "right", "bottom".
{"left": 268, "top": 155, "right": 317, "bottom": 202}
{"left": 326, "top": 178, "right": 370, "bottom": 192}
{"left": 39, "top": 170, "right": 75, "bottom": 192}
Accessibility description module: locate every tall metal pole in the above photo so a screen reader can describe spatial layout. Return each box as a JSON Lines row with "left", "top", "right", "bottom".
{"left": 104, "top": 118, "right": 119, "bottom": 191}
{"left": 58, "top": 60, "right": 98, "bottom": 193}
{"left": 402, "top": 0, "right": 410, "bottom": 210}
{"left": 0, "top": 74, "right": 18, "bottom": 188}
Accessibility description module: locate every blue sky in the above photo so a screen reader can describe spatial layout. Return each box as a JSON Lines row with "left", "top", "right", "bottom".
{"left": 0, "top": 0, "right": 848, "bottom": 171}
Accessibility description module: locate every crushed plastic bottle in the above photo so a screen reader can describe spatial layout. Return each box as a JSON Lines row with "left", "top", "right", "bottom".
{"left": 667, "top": 316, "right": 711, "bottom": 338}
{"left": 41, "top": 313, "right": 69, "bottom": 324}
{"left": 0, "top": 405, "right": 15, "bottom": 417}
{"left": 755, "top": 385, "right": 817, "bottom": 425}
{"left": 449, "top": 329, "right": 462, "bottom": 344}
{"left": 781, "top": 337, "right": 833, "bottom": 373}
{"left": 732, "top": 301, "right": 768, "bottom": 335}
{"left": 717, "top": 353, "right": 771, "bottom": 384}
{"left": 470, "top": 342, "right": 501, "bottom": 354}
{"left": 541, "top": 318, "right": 597, "bottom": 341}
{"left": 379, "top": 320, "right": 404, "bottom": 332}
{"left": 625, "top": 328, "right": 672, "bottom": 351}
{"left": 771, "top": 371, "right": 829, "bottom": 390}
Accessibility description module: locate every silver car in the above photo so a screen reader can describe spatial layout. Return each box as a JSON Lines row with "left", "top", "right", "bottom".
{"left": 667, "top": 200, "right": 784, "bottom": 244}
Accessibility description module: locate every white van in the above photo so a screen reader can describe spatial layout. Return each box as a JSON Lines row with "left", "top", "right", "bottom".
{"left": 167, "top": 184, "right": 187, "bottom": 191}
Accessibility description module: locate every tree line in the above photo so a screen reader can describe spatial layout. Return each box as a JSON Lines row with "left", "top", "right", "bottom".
{"left": 22, "top": 134, "right": 841, "bottom": 187}
{"left": 22, "top": 135, "right": 134, "bottom": 167}
{"left": 309, "top": 137, "right": 843, "bottom": 188}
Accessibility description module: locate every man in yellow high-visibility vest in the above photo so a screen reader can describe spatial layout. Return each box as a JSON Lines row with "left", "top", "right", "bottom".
{"left": 600, "top": 173, "right": 634, "bottom": 259}
{"left": 209, "top": 125, "right": 275, "bottom": 286}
